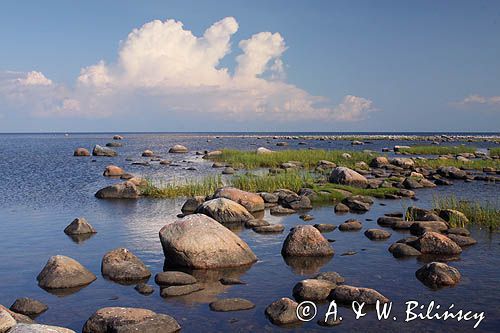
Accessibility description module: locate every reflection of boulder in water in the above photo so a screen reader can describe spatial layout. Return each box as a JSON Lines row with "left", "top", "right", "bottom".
{"left": 416, "top": 254, "right": 461, "bottom": 264}
{"left": 66, "top": 233, "right": 95, "bottom": 244}
{"left": 283, "top": 256, "right": 332, "bottom": 275}
{"left": 251, "top": 210, "right": 265, "bottom": 220}
{"left": 161, "top": 260, "right": 252, "bottom": 304}
{"left": 38, "top": 284, "right": 88, "bottom": 298}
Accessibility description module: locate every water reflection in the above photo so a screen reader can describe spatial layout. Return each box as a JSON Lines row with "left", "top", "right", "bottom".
{"left": 282, "top": 255, "right": 333, "bottom": 275}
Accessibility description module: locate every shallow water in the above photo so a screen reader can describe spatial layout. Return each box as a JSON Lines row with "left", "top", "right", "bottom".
{"left": 0, "top": 133, "right": 499, "bottom": 332}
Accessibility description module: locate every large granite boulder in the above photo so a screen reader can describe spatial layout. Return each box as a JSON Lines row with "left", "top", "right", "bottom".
{"left": 92, "top": 145, "right": 117, "bottom": 157}
{"left": 212, "top": 187, "right": 265, "bottom": 212}
{"left": 101, "top": 248, "right": 151, "bottom": 283}
{"left": 281, "top": 225, "right": 334, "bottom": 257}
{"left": 95, "top": 181, "right": 141, "bottom": 199}
{"left": 37, "top": 255, "right": 96, "bottom": 289}
{"left": 408, "top": 232, "right": 462, "bottom": 255}
{"left": 329, "top": 167, "right": 368, "bottom": 188}
{"left": 195, "top": 198, "right": 253, "bottom": 224}
{"left": 159, "top": 214, "right": 257, "bottom": 269}
{"left": 416, "top": 262, "right": 461, "bottom": 289}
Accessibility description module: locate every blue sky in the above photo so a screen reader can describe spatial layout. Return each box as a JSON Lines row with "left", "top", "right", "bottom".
{"left": 0, "top": 0, "right": 499, "bottom": 132}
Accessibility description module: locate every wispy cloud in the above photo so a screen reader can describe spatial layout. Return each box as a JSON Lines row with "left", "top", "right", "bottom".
{"left": 456, "top": 94, "right": 500, "bottom": 108}
{"left": 0, "top": 17, "right": 376, "bottom": 124}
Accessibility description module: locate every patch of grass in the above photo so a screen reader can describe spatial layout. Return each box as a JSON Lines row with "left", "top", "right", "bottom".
{"left": 209, "top": 149, "right": 376, "bottom": 169}
{"left": 415, "top": 158, "right": 500, "bottom": 170}
{"left": 141, "top": 176, "right": 224, "bottom": 198}
{"left": 312, "top": 183, "right": 400, "bottom": 202}
{"left": 490, "top": 147, "right": 500, "bottom": 157}
{"left": 433, "top": 195, "right": 500, "bottom": 231}
{"left": 398, "top": 145, "right": 476, "bottom": 155}
{"left": 230, "top": 171, "right": 315, "bottom": 193}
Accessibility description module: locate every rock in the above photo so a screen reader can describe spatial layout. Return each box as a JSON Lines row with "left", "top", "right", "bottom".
{"left": 256, "top": 147, "right": 273, "bottom": 154}
{"left": 406, "top": 207, "right": 444, "bottom": 222}
{"left": 282, "top": 225, "right": 334, "bottom": 257}
{"left": 390, "top": 157, "right": 414, "bottom": 168}
{"left": 270, "top": 205, "right": 296, "bottom": 215}
{"left": 253, "top": 224, "right": 285, "bottom": 233}
{"left": 446, "top": 234, "right": 477, "bottom": 247}
{"left": 331, "top": 285, "right": 389, "bottom": 305}
{"left": 259, "top": 192, "right": 278, "bottom": 203}
{"left": 377, "top": 216, "right": 402, "bottom": 227}
{"left": 369, "top": 156, "right": 389, "bottom": 168}
{"left": 409, "top": 232, "right": 462, "bottom": 255}
{"left": 329, "top": 167, "right": 368, "bottom": 188}
{"left": 155, "top": 271, "right": 197, "bottom": 286}
{"left": 393, "top": 145, "right": 411, "bottom": 152}
{"left": 437, "top": 166, "right": 467, "bottom": 179}
{"left": 195, "top": 198, "right": 253, "bottom": 224}
{"left": 134, "top": 283, "right": 155, "bottom": 295}
{"left": 341, "top": 153, "right": 352, "bottom": 159}
{"left": 181, "top": 196, "right": 205, "bottom": 214}
{"left": 212, "top": 187, "right": 265, "bottom": 212}
{"left": 280, "top": 194, "right": 312, "bottom": 211}
{"left": 435, "top": 178, "right": 453, "bottom": 185}
{"left": 92, "top": 145, "right": 117, "bottom": 157}
{"left": 221, "top": 167, "right": 235, "bottom": 175}
{"left": 37, "top": 255, "right": 96, "bottom": 289}
{"left": 317, "top": 160, "right": 336, "bottom": 168}
{"left": 82, "top": 307, "right": 180, "bottom": 333}
{"left": 106, "top": 142, "right": 122, "bottom": 147}
{"left": 314, "top": 224, "right": 337, "bottom": 233}
{"left": 245, "top": 219, "right": 269, "bottom": 228}
{"left": 101, "top": 248, "right": 151, "bottom": 283}
{"left": 415, "top": 262, "right": 461, "bottom": 289}
{"left": 8, "top": 324, "right": 75, "bottom": 333}
{"left": 209, "top": 298, "right": 255, "bottom": 312}
{"left": 160, "top": 284, "right": 204, "bottom": 297}
{"left": 103, "top": 165, "right": 125, "bottom": 177}
{"left": 392, "top": 221, "right": 414, "bottom": 230}
{"left": 219, "top": 277, "right": 246, "bottom": 285}
{"left": 388, "top": 243, "right": 421, "bottom": 257}
{"left": 446, "top": 227, "right": 470, "bottom": 237}
{"left": 73, "top": 148, "right": 90, "bottom": 156}
{"left": 334, "top": 203, "right": 350, "bottom": 213}
{"left": 317, "top": 316, "right": 342, "bottom": 327}
{"left": 341, "top": 195, "right": 373, "bottom": 212}
{"left": 9, "top": 298, "right": 48, "bottom": 317}
{"left": 314, "top": 272, "right": 345, "bottom": 284}
{"left": 159, "top": 214, "right": 257, "bottom": 269}
{"left": 169, "top": 145, "right": 188, "bottom": 153}
{"left": 436, "top": 209, "right": 469, "bottom": 225}
{"left": 265, "top": 298, "right": 299, "bottom": 326}
{"left": 293, "top": 279, "right": 336, "bottom": 301}
{"left": 364, "top": 229, "right": 391, "bottom": 240}
{"left": 276, "top": 142, "right": 288, "bottom": 146}
{"left": 141, "top": 149, "right": 154, "bottom": 157}
{"left": 403, "top": 177, "right": 424, "bottom": 189}
{"left": 0, "top": 306, "right": 33, "bottom": 325}
{"left": 95, "top": 181, "right": 141, "bottom": 199}
{"left": 300, "top": 214, "right": 314, "bottom": 221}
{"left": 0, "top": 309, "right": 16, "bottom": 333}
{"left": 396, "top": 189, "right": 415, "bottom": 198}
{"left": 64, "top": 217, "right": 96, "bottom": 235}
{"left": 113, "top": 135, "right": 124, "bottom": 140}
{"left": 410, "top": 221, "right": 449, "bottom": 236}
{"left": 338, "top": 219, "right": 362, "bottom": 231}
{"left": 160, "top": 160, "right": 171, "bottom": 165}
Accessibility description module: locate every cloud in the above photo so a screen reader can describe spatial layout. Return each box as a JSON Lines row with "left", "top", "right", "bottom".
{"left": 456, "top": 94, "right": 500, "bottom": 108}
{"left": 0, "top": 17, "right": 376, "bottom": 125}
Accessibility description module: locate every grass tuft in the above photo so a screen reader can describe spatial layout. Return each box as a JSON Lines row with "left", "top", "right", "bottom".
{"left": 398, "top": 145, "right": 477, "bottom": 155}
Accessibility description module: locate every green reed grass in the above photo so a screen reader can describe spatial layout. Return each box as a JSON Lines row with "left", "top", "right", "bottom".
{"left": 398, "top": 145, "right": 477, "bottom": 155}
{"left": 490, "top": 147, "right": 500, "bottom": 157}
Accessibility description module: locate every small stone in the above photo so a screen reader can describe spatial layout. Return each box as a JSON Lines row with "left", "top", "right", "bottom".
{"left": 364, "top": 229, "right": 391, "bottom": 240}
{"left": 134, "top": 283, "right": 155, "bottom": 295}
{"left": 334, "top": 203, "right": 350, "bottom": 213}
{"left": 314, "top": 271, "right": 345, "bottom": 284}
{"left": 300, "top": 214, "right": 314, "bottom": 221}
{"left": 10, "top": 298, "right": 48, "bottom": 317}
{"left": 292, "top": 279, "right": 336, "bottom": 301}
{"left": 314, "top": 224, "right": 337, "bottom": 233}
{"left": 331, "top": 285, "right": 389, "bottom": 305}
{"left": 219, "top": 277, "right": 246, "bottom": 285}
{"left": 270, "top": 205, "right": 296, "bottom": 215}
{"left": 388, "top": 243, "right": 422, "bottom": 257}
{"left": 209, "top": 298, "right": 255, "bottom": 312}
{"left": 155, "top": 271, "right": 197, "bottom": 286}
{"left": 338, "top": 219, "right": 362, "bottom": 231}
{"left": 160, "top": 284, "right": 204, "bottom": 297}
{"left": 265, "top": 298, "right": 299, "bottom": 326}
{"left": 245, "top": 219, "right": 269, "bottom": 228}
{"left": 253, "top": 224, "right": 285, "bottom": 233}
{"left": 64, "top": 218, "right": 96, "bottom": 235}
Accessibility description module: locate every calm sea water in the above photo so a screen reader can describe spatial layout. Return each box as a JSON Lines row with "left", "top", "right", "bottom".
{"left": 0, "top": 133, "right": 498, "bottom": 332}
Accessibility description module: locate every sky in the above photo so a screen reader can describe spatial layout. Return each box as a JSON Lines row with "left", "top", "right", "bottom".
{"left": 0, "top": 0, "right": 499, "bottom": 132}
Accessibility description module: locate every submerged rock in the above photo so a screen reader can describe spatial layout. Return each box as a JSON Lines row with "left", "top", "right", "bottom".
{"left": 159, "top": 214, "right": 257, "bottom": 269}
{"left": 253, "top": 224, "right": 285, "bottom": 233}
{"left": 82, "top": 307, "right": 180, "bottom": 333}
{"left": 265, "top": 298, "right": 300, "bottom": 326}
{"left": 101, "top": 248, "right": 151, "bottom": 283}
{"left": 270, "top": 205, "right": 296, "bottom": 215}
{"left": 209, "top": 298, "right": 255, "bottom": 312}
{"left": 134, "top": 283, "right": 154, "bottom": 295}
{"left": 195, "top": 198, "right": 253, "bottom": 224}
{"left": 415, "top": 262, "right": 461, "bottom": 289}
{"left": 282, "top": 225, "right": 334, "bottom": 257}
{"left": 314, "top": 271, "right": 345, "bottom": 284}
{"left": 37, "top": 255, "right": 96, "bottom": 289}
{"left": 64, "top": 217, "right": 96, "bottom": 235}
{"left": 446, "top": 234, "right": 477, "bottom": 247}
{"left": 160, "top": 284, "right": 204, "bottom": 297}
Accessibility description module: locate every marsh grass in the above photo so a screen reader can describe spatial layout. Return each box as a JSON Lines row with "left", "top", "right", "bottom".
{"left": 142, "top": 176, "right": 224, "bottom": 198}
{"left": 398, "top": 145, "right": 477, "bottom": 155}
{"left": 209, "top": 149, "right": 375, "bottom": 169}
{"left": 415, "top": 158, "right": 500, "bottom": 170}
{"left": 230, "top": 171, "right": 315, "bottom": 193}
{"left": 433, "top": 195, "right": 500, "bottom": 230}
{"left": 490, "top": 147, "right": 500, "bottom": 157}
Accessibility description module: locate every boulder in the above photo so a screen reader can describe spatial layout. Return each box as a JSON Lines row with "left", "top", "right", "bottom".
{"left": 334, "top": 203, "right": 350, "bottom": 213}
{"left": 408, "top": 232, "right": 462, "bottom": 255}
{"left": 364, "top": 229, "right": 391, "bottom": 240}
{"left": 64, "top": 217, "right": 96, "bottom": 235}
{"left": 209, "top": 298, "right": 255, "bottom": 312}
{"left": 10, "top": 298, "right": 48, "bottom": 317}
{"left": 253, "top": 224, "right": 285, "bottom": 233}
{"left": 437, "top": 166, "right": 467, "bottom": 179}
{"left": 37, "top": 255, "right": 96, "bottom": 289}
{"left": 245, "top": 219, "right": 269, "bottom": 228}
{"left": 82, "top": 307, "right": 180, "bottom": 333}
{"left": 159, "top": 214, "right": 257, "bottom": 269}
{"left": 390, "top": 158, "right": 414, "bottom": 169}
{"left": 106, "top": 142, "right": 122, "bottom": 147}
{"left": 331, "top": 285, "right": 389, "bottom": 305}
{"left": 134, "top": 283, "right": 154, "bottom": 295}
{"left": 113, "top": 135, "right": 124, "bottom": 140}
{"left": 369, "top": 156, "right": 389, "bottom": 168}
{"left": 314, "top": 272, "right": 345, "bottom": 284}
{"left": 212, "top": 187, "right": 265, "bottom": 212}
{"left": 415, "top": 262, "right": 461, "bottom": 289}
{"left": 281, "top": 225, "right": 334, "bottom": 257}
{"left": 270, "top": 205, "right": 296, "bottom": 215}
{"left": 256, "top": 147, "right": 273, "bottom": 154}
{"left": 314, "top": 224, "right": 337, "bottom": 233}
{"left": 446, "top": 234, "right": 477, "bottom": 247}
{"left": 160, "top": 284, "right": 204, "bottom": 297}
{"left": 342, "top": 195, "right": 373, "bottom": 212}
{"left": 155, "top": 271, "right": 197, "bottom": 286}
{"left": 299, "top": 214, "right": 315, "bottom": 221}
{"left": 329, "top": 167, "right": 368, "bottom": 188}
{"left": 280, "top": 194, "right": 312, "bottom": 210}
{"left": 338, "top": 219, "right": 362, "bottom": 231}
{"left": 221, "top": 167, "right": 235, "bottom": 175}
{"left": 141, "top": 149, "right": 154, "bottom": 157}
{"left": 0, "top": 306, "right": 33, "bottom": 325}
{"left": 95, "top": 181, "right": 141, "bottom": 199}
{"left": 169, "top": 145, "right": 188, "bottom": 153}
{"left": 101, "top": 248, "right": 151, "bottom": 283}
{"left": 436, "top": 209, "right": 469, "bottom": 225}
{"left": 73, "top": 148, "right": 90, "bottom": 157}
{"left": 388, "top": 243, "right": 422, "bottom": 257}
{"left": 446, "top": 227, "right": 470, "bottom": 237}
{"left": 195, "top": 198, "right": 253, "bottom": 224}
{"left": 377, "top": 216, "right": 402, "bottom": 227}
{"left": 410, "top": 221, "right": 449, "bottom": 236}
{"left": 181, "top": 196, "right": 205, "bottom": 214}
{"left": 265, "top": 298, "right": 299, "bottom": 326}
{"left": 0, "top": 310, "right": 16, "bottom": 333}
{"left": 406, "top": 207, "right": 444, "bottom": 222}
{"left": 259, "top": 192, "right": 278, "bottom": 203}
{"left": 8, "top": 324, "right": 75, "bottom": 333}
{"left": 92, "top": 145, "right": 117, "bottom": 157}
{"left": 103, "top": 165, "right": 125, "bottom": 177}
{"left": 292, "top": 279, "right": 336, "bottom": 301}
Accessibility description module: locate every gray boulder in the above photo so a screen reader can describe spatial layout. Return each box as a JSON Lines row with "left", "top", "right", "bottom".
{"left": 101, "top": 248, "right": 151, "bottom": 283}
{"left": 195, "top": 198, "right": 253, "bottom": 224}
{"left": 37, "top": 255, "right": 96, "bottom": 289}
{"left": 329, "top": 167, "right": 368, "bottom": 188}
